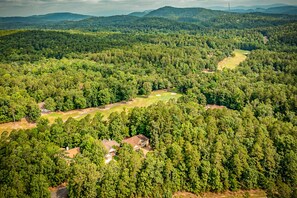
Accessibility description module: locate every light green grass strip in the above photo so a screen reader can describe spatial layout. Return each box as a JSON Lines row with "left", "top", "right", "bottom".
{"left": 218, "top": 49, "right": 250, "bottom": 70}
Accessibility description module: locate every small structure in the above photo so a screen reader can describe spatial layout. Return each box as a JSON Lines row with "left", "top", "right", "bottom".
{"left": 62, "top": 147, "right": 80, "bottom": 159}
{"left": 205, "top": 104, "right": 226, "bottom": 110}
{"left": 102, "top": 140, "right": 120, "bottom": 164}
{"left": 49, "top": 183, "right": 67, "bottom": 198}
{"left": 123, "top": 134, "right": 149, "bottom": 151}
{"left": 202, "top": 69, "right": 215, "bottom": 74}
{"left": 38, "top": 102, "right": 51, "bottom": 114}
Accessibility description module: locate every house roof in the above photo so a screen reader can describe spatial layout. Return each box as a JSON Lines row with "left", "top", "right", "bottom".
{"left": 205, "top": 104, "right": 226, "bottom": 110}
{"left": 64, "top": 147, "right": 80, "bottom": 159}
{"left": 123, "top": 134, "right": 149, "bottom": 147}
{"left": 102, "top": 140, "right": 120, "bottom": 151}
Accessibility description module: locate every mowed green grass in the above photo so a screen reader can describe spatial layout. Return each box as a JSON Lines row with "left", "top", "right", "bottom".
{"left": 0, "top": 90, "right": 181, "bottom": 133}
{"left": 218, "top": 49, "right": 250, "bottom": 70}
{"left": 42, "top": 90, "right": 181, "bottom": 123}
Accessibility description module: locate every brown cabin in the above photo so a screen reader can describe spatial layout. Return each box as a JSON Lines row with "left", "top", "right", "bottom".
{"left": 61, "top": 147, "right": 80, "bottom": 159}
{"left": 123, "top": 134, "right": 149, "bottom": 150}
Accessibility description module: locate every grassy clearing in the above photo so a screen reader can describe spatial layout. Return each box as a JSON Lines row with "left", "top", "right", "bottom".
{"left": 0, "top": 90, "right": 181, "bottom": 133}
{"left": 0, "top": 118, "right": 36, "bottom": 133}
{"left": 42, "top": 90, "right": 181, "bottom": 122}
{"left": 201, "top": 190, "right": 266, "bottom": 198}
{"left": 173, "top": 190, "right": 266, "bottom": 198}
{"left": 218, "top": 49, "right": 250, "bottom": 70}
{"left": 0, "top": 30, "right": 25, "bottom": 37}
{"left": 263, "top": 36, "right": 269, "bottom": 44}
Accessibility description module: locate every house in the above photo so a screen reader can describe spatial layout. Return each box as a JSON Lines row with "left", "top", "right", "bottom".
{"left": 205, "top": 104, "right": 226, "bottom": 110}
{"left": 102, "top": 140, "right": 120, "bottom": 164}
{"left": 38, "top": 102, "right": 51, "bottom": 114}
{"left": 62, "top": 147, "right": 80, "bottom": 159}
{"left": 122, "top": 134, "right": 149, "bottom": 151}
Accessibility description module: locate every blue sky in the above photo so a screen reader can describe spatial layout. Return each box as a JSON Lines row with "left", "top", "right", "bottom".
{"left": 0, "top": 0, "right": 296, "bottom": 17}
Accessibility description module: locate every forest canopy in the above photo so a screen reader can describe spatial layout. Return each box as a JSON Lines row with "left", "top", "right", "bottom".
{"left": 0, "top": 6, "right": 296, "bottom": 198}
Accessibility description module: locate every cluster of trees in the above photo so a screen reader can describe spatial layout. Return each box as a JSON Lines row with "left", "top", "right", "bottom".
{"left": 0, "top": 86, "right": 40, "bottom": 123}
{"left": 0, "top": 30, "right": 236, "bottom": 123}
{"left": 1, "top": 24, "right": 296, "bottom": 124}
{"left": 0, "top": 11, "right": 296, "bottom": 198}
{"left": 1, "top": 100, "right": 296, "bottom": 197}
{"left": 176, "top": 48, "right": 297, "bottom": 118}
{"left": 0, "top": 30, "right": 153, "bottom": 62}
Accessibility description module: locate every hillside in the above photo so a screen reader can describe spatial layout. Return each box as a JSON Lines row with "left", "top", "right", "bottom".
{"left": 144, "top": 6, "right": 226, "bottom": 22}
{"left": 230, "top": 5, "right": 297, "bottom": 15}
{"left": 18, "top": 15, "right": 201, "bottom": 31}
{"left": 1, "top": 7, "right": 297, "bottom": 30}
{"left": 0, "top": 12, "right": 92, "bottom": 29}
{"left": 0, "top": 12, "right": 91, "bottom": 23}
{"left": 143, "top": 6, "right": 297, "bottom": 29}
{"left": 128, "top": 10, "right": 152, "bottom": 17}
{"left": 264, "top": 6, "right": 297, "bottom": 15}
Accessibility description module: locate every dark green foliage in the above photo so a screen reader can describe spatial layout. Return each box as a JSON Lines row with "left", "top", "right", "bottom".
{"left": 1, "top": 100, "right": 296, "bottom": 197}
{"left": 0, "top": 30, "right": 152, "bottom": 62}
{"left": 97, "top": 88, "right": 112, "bottom": 106}
{"left": 26, "top": 103, "right": 41, "bottom": 122}
{"left": 1, "top": 30, "right": 235, "bottom": 123}
{"left": 68, "top": 157, "right": 100, "bottom": 198}
{"left": 0, "top": 130, "right": 69, "bottom": 197}
{"left": 142, "top": 82, "right": 153, "bottom": 96}
{"left": 44, "top": 97, "right": 56, "bottom": 111}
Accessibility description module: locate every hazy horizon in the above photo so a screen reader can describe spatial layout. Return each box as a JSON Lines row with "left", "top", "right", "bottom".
{"left": 0, "top": 0, "right": 297, "bottom": 17}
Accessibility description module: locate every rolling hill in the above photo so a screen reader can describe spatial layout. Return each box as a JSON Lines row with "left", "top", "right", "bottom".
{"left": 142, "top": 6, "right": 297, "bottom": 28}
{"left": 55, "top": 15, "right": 201, "bottom": 31}
{"left": 1, "top": 6, "right": 297, "bottom": 30}
{"left": 229, "top": 5, "right": 297, "bottom": 15}
{"left": 0, "top": 12, "right": 92, "bottom": 29}
{"left": 128, "top": 10, "right": 152, "bottom": 17}
{"left": 0, "top": 12, "right": 91, "bottom": 23}
{"left": 144, "top": 6, "right": 227, "bottom": 23}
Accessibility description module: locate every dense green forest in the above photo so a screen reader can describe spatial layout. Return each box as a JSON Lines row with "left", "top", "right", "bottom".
{"left": 0, "top": 6, "right": 297, "bottom": 198}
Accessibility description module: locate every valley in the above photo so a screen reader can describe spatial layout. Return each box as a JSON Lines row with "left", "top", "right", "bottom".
{"left": 0, "top": 90, "right": 181, "bottom": 133}
{"left": 0, "top": 4, "right": 296, "bottom": 198}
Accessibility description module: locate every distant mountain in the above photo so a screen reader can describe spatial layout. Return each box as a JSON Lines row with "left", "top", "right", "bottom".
{"left": 140, "top": 6, "right": 297, "bottom": 29}
{"left": 209, "top": 4, "right": 289, "bottom": 11}
{"left": 31, "top": 12, "right": 91, "bottom": 21}
{"left": 231, "top": 4, "right": 289, "bottom": 10}
{"left": 0, "top": 12, "right": 92, "bottom": 29}
{"left": 144, "top": 6, "right": 226, "bottom": 23}
{"left": 0, "top": 12, "right": 91, "bottom": 27}
{"left": 264, "top": 6, "right": 297, "bottom": 15}
{"left": 129, "top": 10, "right": 152, "bottom": 17}
{"left": 56, "top": 15, "right": 201, "bottom": 31}
{"left": 1, "top": 6, "right": 296, "bottom": 30}
{"left": 229, "top": 5, "right": 297, "bottom": 15}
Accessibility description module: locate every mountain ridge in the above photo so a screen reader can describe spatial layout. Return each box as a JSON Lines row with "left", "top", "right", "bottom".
{"left": 0, "top": 12, "right": 91, "bottom": 23}
{"left": 211, "top": 5, "right": 297, "bottom": 15}
{"left": 1, "top": 6, "right": 297, "bottom": 30}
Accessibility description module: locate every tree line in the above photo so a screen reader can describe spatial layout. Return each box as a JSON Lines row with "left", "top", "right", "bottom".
{"left": 1, "top": 26, "right": 296, "bottom": 124}
{"left": 0, "top": 100, "right": 296, "bottom": 197}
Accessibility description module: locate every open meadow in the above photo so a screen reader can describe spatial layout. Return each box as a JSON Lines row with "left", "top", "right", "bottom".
{"left": 218, "top": 49, "right": 250, "bottom": 70}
